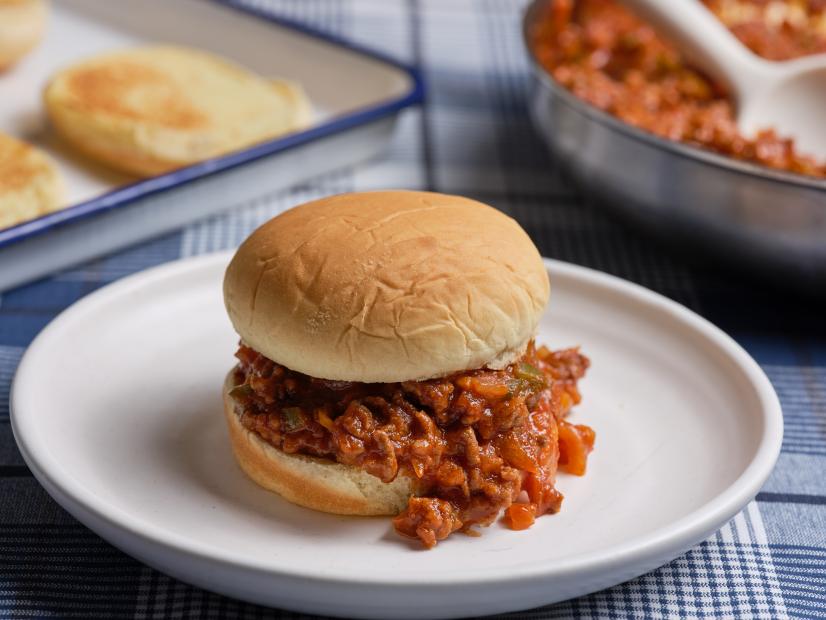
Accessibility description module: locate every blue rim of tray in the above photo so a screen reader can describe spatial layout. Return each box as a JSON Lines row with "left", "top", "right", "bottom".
{"left": 0, "top": 0, "right": 425, "bottom": 249}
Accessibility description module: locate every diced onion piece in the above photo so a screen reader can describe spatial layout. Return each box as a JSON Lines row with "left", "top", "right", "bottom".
{"left": 505, "top": 503, "right": 537, "bottom": 530}
{"left": 315, "top": 408, "right": 335, "bottom": 432}
{"left": 558, "top": 421, "right": 594, "bottom": 475}
{"left": 499, "top": 433, "right": 539, "bottom": 473}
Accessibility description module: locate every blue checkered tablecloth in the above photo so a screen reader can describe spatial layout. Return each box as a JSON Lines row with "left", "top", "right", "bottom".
{"left": 2, "top": 1, "right": 825, "bottom": 618}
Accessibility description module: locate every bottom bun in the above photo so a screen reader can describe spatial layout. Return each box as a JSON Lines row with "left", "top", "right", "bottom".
{"left": 223, "top": 372, "right": 418, "bottom": 516}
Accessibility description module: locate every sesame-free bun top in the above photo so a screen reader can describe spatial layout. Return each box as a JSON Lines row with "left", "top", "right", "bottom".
{"left": 0, "top": 0, "right": 47, "bottom": 70}
{"left": 0, "top": 132, "right": 64, "bottom": 230}
{"left": 224, "top": 191, "right": 549, "bottom": 383}
{"left": 43, "top": 45, "right": 311, "bottom": 177}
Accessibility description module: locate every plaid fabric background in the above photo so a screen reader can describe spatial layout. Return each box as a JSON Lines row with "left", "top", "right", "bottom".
{"left": 2, "top": 1, "right": 825, "bottom": 618}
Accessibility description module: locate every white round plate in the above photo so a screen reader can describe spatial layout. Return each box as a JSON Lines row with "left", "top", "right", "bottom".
{"left": 12, "top": 253, "right": 782, "bottom": 619}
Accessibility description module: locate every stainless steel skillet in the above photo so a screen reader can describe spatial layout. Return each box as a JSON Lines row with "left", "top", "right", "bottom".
{"left": 523, "top": 0, "right": 826, "bottom": 286}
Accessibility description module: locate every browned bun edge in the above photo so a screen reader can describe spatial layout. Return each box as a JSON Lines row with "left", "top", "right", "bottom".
{"left": 46, "top": 110, "right": 174, "bottom": 177}
{"left": 223, "top": 371, "right": 418, "bottom": 516}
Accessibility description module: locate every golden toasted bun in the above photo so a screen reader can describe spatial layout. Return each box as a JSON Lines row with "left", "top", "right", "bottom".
{"left": 43, "top": 45, "right": 312, "bottom": 177}
{"left": 223, "top": 372, "right": 417, "bottom": 515}
{"left": 0, "top": 132, "right": 64, "bottom": 229}
{"left": 0, "top": 0, "right": 46, "bottom": 70}
{"left": 224, "top": 191, "right": 549, "bottom": 383}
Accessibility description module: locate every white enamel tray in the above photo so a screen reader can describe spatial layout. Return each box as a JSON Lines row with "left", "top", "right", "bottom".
{"left": 11, "top": 253, "right": 783, "bottom": 619}
{"left": 0, "top": 0, "right": 421, "bottom": 291}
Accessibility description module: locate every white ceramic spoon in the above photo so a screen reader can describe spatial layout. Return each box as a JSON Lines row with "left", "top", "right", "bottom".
{"left": 619, "top": 0, "right": 826, "bottom": 160}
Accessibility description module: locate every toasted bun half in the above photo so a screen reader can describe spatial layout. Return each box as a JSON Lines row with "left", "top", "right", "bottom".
{"left": 224, "top": 191, "right": 549, "bottom": 383}
{"left": 0, "top": 0, "right": 47, "bottom": 70}
{"left": 44, "top": 45, "right": 312, "bottom": 177}
{"left": 0, "top": 132, "right": 64, "bottom": 229}
{"left": 223, "top": 372, "right": 417, "bottom": 515}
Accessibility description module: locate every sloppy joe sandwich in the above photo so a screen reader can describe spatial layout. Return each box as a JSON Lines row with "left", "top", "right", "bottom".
{"left": 222, "top": 190, "right": 595, "bottom": 547}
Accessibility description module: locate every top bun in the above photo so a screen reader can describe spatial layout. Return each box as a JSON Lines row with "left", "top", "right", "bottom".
{"left": 0, "top": 132, "right": 64, "bottom": 229}
{"left": 43, "top": 45, "right": 311, "bottom": 177}
{"left": 223, "top": 191, "right": 549, "bottom": 382}
{"left": 0, "top": 0, "right": 47, "bottom": 70}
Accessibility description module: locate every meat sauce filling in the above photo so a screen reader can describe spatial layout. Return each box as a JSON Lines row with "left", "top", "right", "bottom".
{"left": 230, "top": 342, "right": 593, "bottom": 548}
{"left": 532, "top": 0, "right": 826, "bottom": 176}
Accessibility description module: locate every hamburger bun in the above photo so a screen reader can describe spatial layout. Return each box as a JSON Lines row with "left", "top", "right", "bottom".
{"left": 0, "top": 0, "right": 47, "bottom": 70}
{"left": 223, "top": 190, "right": 549, "bottom": 383}
{"left": 223, "top": 372, "right": 419, "bottom": 515}
{"left": 44, "top": 45, "right": 312, "bottom": 177}
{"left": 0, "top": 132, "right": 64, "bottom": 229}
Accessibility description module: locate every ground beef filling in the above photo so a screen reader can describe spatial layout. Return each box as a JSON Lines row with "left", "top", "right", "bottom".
{"left": 230, "top": 342, "right": 593, "bottom": 548}
{"left": 532, "top": 0, "right": 826, "bottom": 177}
